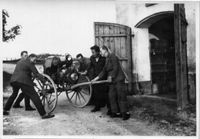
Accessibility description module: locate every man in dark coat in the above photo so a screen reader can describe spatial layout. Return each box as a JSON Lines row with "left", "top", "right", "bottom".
{"left": 86, "top": 45, "right": 110, "bottom": 112}
{"left": 92, "top": 45, "right": 130, "bottom": 120}
{"left": 3, "top": 54, "right": 54, "bottom": 119}
{"left": 76, "top": 53, "right": 90, "bottom": 73}
{"left": 12, "top": 51, "right": 35, "bottom": 111}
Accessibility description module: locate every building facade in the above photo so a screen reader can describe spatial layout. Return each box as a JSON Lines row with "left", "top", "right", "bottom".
{"left": 94, "top": 1, "right": 198, "bottom": 109}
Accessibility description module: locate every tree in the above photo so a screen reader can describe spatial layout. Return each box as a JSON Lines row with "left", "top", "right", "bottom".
{"left": 2, "top": 9, "right": 22, "bottom": 42}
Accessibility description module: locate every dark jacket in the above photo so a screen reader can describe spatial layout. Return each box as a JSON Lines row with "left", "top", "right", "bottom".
{"left": 79, "top": 57, "right": 90, "bottom": 72}
{"left": 10, "top": 59, "right": 41, "bottom": 86}
{"left": 87, "top": 55, "right": 106, "bottom": 78}
{"left": 98, "top": 53, "right": 125, "bottom": 83}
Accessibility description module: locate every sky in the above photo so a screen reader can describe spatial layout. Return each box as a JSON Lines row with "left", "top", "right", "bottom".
{"left": 0, "top": 0, "right": 116, "bottom": 59}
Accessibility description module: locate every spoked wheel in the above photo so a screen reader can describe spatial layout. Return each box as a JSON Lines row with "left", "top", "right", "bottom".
{"left": 66, "top": 75, "right": 92, "bottom": 108}
{"left": 33, "top": 73, "right": 58, "bottom": 113}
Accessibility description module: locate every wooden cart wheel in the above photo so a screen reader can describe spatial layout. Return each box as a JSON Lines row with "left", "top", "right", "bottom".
{"left": 66, "top": 75, "right": 92, "bottom": 108}
{"left": 33, "top": 73, "right": 58, "bottom": 113}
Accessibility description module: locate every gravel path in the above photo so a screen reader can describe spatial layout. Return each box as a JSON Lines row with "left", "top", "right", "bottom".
{"left": 3, "top": 93, "right": 163, "bottom": 136}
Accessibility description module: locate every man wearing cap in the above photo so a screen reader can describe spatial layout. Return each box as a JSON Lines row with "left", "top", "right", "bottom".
{"left": 3, "top": 54, "right": 54, "bottom": 119}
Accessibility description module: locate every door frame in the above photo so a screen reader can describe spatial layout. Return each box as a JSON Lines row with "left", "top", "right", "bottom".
{"left": 174, "top": 4, "right": 189, "bottom": 110}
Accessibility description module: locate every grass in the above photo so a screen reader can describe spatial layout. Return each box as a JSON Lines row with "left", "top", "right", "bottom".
{"left": 128, "top": 95, "right": 196, "bottom": 136}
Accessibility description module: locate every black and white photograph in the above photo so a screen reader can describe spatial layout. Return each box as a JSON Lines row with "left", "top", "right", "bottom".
{"left": 0, "top": 0, "right": 199, "bottom": 138}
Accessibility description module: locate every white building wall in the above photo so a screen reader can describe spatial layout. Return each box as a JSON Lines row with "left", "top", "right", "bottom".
{"left": 185, "top": 2, "right": 197, "bottom": 72}
{"left": 134, "top": 28, "right": 150, "bottom": 81}
{"left": 116, "top": 2, "right": 197, "bottom": 82}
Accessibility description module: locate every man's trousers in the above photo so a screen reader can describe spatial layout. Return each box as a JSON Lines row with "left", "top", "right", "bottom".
{"left": 4, "top": 82, "right": 46, "bottom": 116}
{"left": 92, "top": 83, "right": 110, "bottom": 109}
{"left": 108, "top": 81, "right": 128, "bottom": 113}
{"left": 13, "top": 92, "right": 31, "bottom": 108}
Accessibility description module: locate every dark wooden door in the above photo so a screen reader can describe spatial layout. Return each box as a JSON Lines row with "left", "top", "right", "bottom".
{"left": 150, "top": 39, "right": 176, "bottom": 94}
{"left": 94, "top": 22, "right": 133, "bottom": 92}
{"left": 149, "top": 15, "right": 176, "bottom": 95}
{"left": 174, "top": 4, "right": 188, "bottom": 110}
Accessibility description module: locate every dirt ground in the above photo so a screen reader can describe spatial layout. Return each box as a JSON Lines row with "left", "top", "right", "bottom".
{"left": 3, "top": 93, "right": 196, "bottom": 136}
{"left": 3, "top": 93, "right": 163, "bottom": 136}
{"left": 3, "top": 64, "right": 162, "bottom": 136}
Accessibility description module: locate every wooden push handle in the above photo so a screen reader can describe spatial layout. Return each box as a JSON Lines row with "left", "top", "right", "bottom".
{"left": 71, "top": 80, "right": 110, "bottom": 90}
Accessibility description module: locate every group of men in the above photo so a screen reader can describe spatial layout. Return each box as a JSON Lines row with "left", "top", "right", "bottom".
{"left": 3, "top": 45, "right": 130, "bottom": 120}
{"left": 76, "top": 45, "right": 130, "bottom": 120}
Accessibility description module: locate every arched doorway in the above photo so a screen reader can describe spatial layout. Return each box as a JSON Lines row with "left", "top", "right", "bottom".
{"left": 136, "top": 12, "right": 176, "bottom": 98}
{"left": 135, "top": 4, "right": 189, "bottom": 110}
{"left": 149, "top": 16, "right": 176, "bottom": 97}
